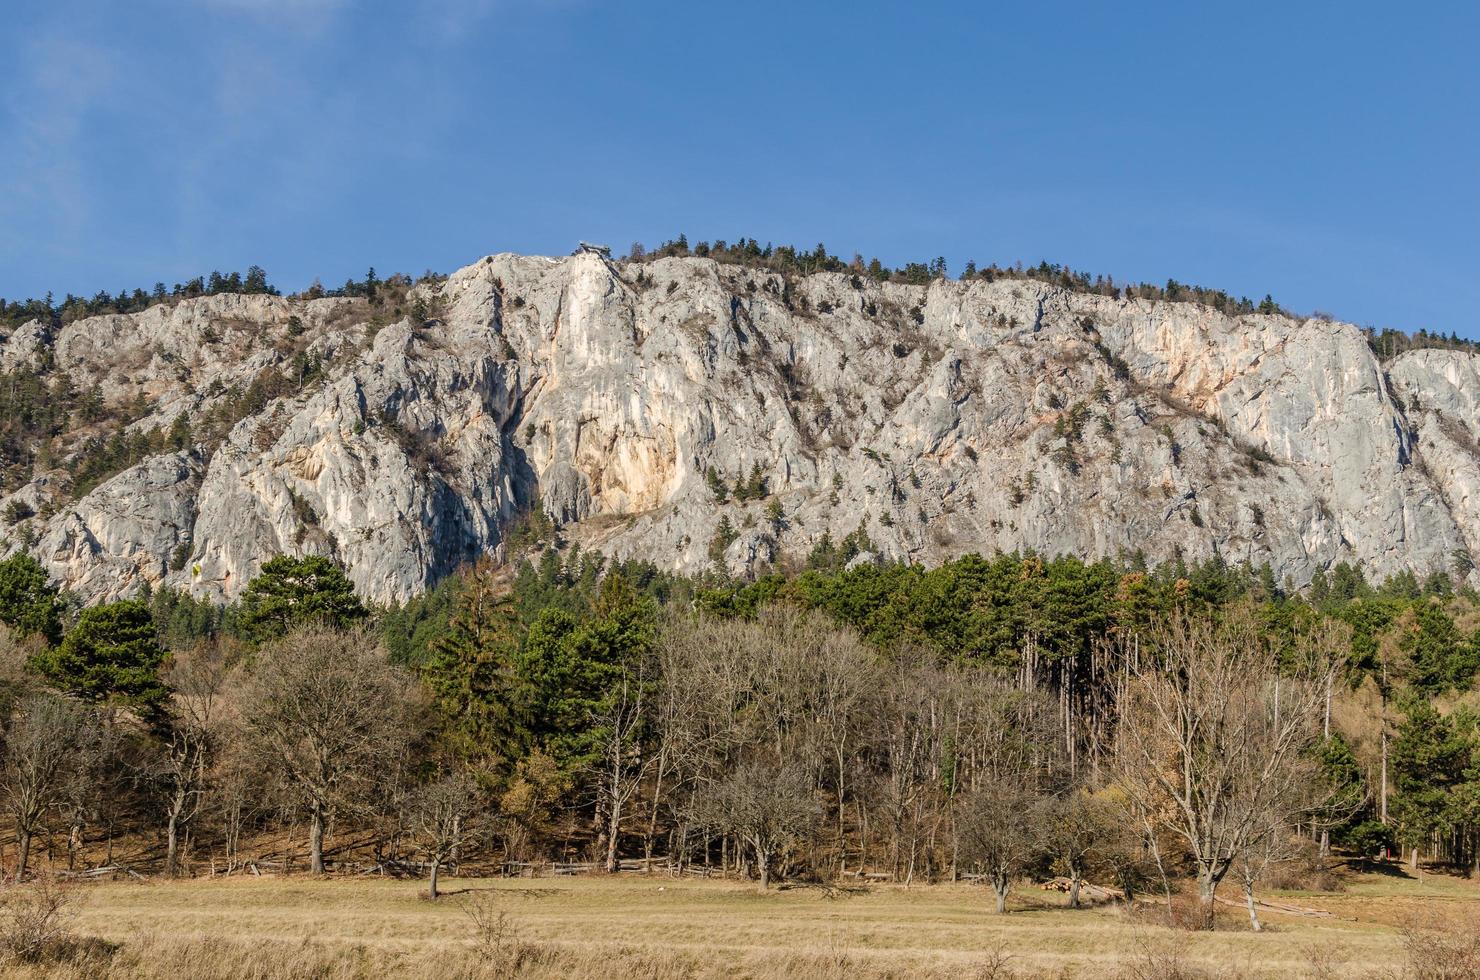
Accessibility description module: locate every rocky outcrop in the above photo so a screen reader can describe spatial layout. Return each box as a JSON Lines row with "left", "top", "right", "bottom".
{"left": 4, "top": 250, "right": 1477, "bottom": 604}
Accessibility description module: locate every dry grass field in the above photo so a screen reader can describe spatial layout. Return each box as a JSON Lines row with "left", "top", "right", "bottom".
{"left": 0, "top": 867, "right": 1474, "bottom": 978}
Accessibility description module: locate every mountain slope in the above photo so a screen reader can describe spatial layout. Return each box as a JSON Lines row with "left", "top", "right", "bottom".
{"left": 2, "top": 251, "right": 1476, "bottom": 603}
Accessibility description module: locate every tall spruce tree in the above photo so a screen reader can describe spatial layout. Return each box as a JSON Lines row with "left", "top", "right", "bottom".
{"left": 421, "top": 561, "right": 524, "bottom": 767}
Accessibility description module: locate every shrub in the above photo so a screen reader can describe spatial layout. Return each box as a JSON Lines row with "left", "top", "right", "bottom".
{"left": 0, "top": 876, "right": 80, "bottom": 964}
{"left": 462, "top": 893, "right": 543, "bottom": 972}
{"left": 1402, "top": 912, "right": 1480, "bottom": 980}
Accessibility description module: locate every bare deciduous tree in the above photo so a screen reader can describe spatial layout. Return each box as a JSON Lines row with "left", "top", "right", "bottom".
{"left": 590, "top": 650, "right": 658, "bottom": 875}
{"left": 410, "top": 771, "right": 480, "bottom": 899}
{"left": 154, "top": 641, "right": 237, "bottom": 876}
{"left": 692, "top": 761, "right": 818, "bottom": 890}
{"left": 1112, "top": 607, "right": 1326, "bottom": 929}
{"left": 1, "top": 695, "right": 100, "bottom": 879}
{"left": 1040, "top": 791, "right": 1107, "bottom": 909}
{"left": 957, "top": 778, "right": 1043, "bottom": 913}
{"left": 242, "top": 626, "right": 418, "bottom": 875}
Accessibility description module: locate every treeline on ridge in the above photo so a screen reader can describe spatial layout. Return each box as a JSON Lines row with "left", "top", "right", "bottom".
{"left": 4, "top": 240, "right": 1473, "bottom": 362}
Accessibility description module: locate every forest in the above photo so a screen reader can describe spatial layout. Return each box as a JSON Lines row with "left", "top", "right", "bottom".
{"left": 0, "top": 543, "right": 1474, "bottom": 931}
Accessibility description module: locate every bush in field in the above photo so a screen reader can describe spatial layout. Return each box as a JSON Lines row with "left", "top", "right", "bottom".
{"left": 0, "top": 875, "right": 80, "bottom": 964}
{"left": 1402, "top": 912, "right": 1480, "bottom": 980}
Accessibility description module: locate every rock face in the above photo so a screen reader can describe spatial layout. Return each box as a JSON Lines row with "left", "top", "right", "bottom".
{"left": 4, "top": 251, "right": 1479, "bottom": 604}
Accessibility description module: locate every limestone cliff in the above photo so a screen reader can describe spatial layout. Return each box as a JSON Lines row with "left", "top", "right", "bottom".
{"left": 3, "top": 251, "right": 1476, "bottom": 604}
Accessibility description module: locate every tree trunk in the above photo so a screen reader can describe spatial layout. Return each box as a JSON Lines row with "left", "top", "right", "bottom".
{"left": 428, "top": 858, "right": 440, "bottom": 900}
{"left": 166, "top": 813, "right": 180, "bottom": 877}
{"left": 1068, "top": 874, "right": 1081, "bottom": 909}
{"left": 757, "top": 848, "right": 769, "bottom": 891}
{"left": 604, "top": 793, "right": 622, "bottom": 874}
{"left": 1244, "top": 879, "right": 1262, "bottom": 932}
{"left": 1197, "top": 869, "right": 1219, "bottom": 930}
{"left": 15, "top": 829, "right": 31, "bottom": 881}
{"left": 310, "top": 807, "right": 326, "bottom": 876}
{"left": 992, "top": 874, "right": 1009, "bottom": 914}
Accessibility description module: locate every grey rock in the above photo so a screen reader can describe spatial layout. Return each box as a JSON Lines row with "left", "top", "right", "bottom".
{"left": 9, "top": 251, "right": 1480, "bottom": 604}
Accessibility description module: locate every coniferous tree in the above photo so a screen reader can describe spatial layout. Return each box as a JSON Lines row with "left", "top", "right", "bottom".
{"left": 0, "top": 552, "right": 65, "bottom": 645}
{"left": 421, "top": 561, "right": 524, "bottom": 767}
{"left": 237, "top": 555, "right": 367, "bottom": 642}
{"left": 33, "top": 599, "right": 167, "bottom": 712}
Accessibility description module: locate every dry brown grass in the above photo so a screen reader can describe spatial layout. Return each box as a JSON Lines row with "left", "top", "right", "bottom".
{"left": 0, "top": 867, "right": 1472, "bottom": 978}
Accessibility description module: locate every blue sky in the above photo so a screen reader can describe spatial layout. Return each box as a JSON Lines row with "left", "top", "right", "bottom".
{"left": 2, "top": 0, "right": 1478, "bottom": 336}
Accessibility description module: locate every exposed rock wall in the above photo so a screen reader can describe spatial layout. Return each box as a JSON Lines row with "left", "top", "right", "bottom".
{"left": 4, "top": 251, "right": 1477, "bottom": 604}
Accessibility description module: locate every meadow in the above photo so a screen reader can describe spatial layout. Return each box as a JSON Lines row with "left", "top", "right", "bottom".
{"left": 0, "top": 866, "right": 1469, "bottom": 979}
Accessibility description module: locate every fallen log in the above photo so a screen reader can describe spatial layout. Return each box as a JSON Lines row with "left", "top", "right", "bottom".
{"left": 1213, "top": 893, "right": 1334, "bottom": 918}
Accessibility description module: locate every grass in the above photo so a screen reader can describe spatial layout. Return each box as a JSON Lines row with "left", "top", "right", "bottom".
{"left": 0, "top": 867, "right": 1470, "bottom": 978}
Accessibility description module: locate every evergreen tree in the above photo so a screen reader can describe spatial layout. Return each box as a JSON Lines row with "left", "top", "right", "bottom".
{"left": 0, "top": 552, "right": 65, "bottom": 644}
{"left": 514, "top": 572, "right": 656, "bottom": 773}
{"left": 236, "top": 555, "right": 366, "bottom": 642}
{"left": 1390, "top": 698, "right": 1469, "bottom": 864}
{"left": 33, "top": 599, "right": 166, "bottom": 710}
{"left": 421, "top": 561, "right": 524, "bottom": 766}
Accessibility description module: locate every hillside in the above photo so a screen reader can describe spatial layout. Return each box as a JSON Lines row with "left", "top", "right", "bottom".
{"left": 3, "top": 249, "right": 1478, "bottom": 604}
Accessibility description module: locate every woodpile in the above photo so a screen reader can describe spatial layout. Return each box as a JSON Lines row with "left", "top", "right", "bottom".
{"left": 1038, "top": 876, "right": 1125, "bottom": 902}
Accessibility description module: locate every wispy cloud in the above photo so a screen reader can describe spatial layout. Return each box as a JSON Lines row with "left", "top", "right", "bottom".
{"left": 0, "top": 35, "right": 118, "bottom": 268}
{"left": 413, "top": 0, "right": 583, "bottom": 42}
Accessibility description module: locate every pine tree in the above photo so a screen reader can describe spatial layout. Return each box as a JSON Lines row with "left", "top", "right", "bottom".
{"left": 33, "top": 599, "right": 167, "bottom": 711}
{"left": 236, "top": 555, "right": 367, "bottom": 642}
{"left": 0, "top": 552, "right": 65, "bottom": 644}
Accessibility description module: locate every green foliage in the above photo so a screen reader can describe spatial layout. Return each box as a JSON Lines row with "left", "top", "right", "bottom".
{"left": 1316, "top": 732, "right": 1372, "bottom": 844}
{"left": 0, "top": 268, "right": 280, "bottom": 336}
{"left": 804, "top": 527, "right": 873, "bottom": 573}
{"left": 380, "top": 573, "right": 460, "bottom": 667}
{"left": 1399, "top": 599, "right": 1478, "bottom": 694}
{"left": 1390, "top": 698, "right": 1471, "bottom": 853}
{"left": 1342, "top": 819, "right": 1394, "bottom": 860}
{"left": 144, "top": 584, "right": 229, "bottom": 650}
{"left": 33, "top": 599, "right": 166, "bottom": 710}
{"left": 708, "top": 516, "right": 738, "bottom": 567}
{"left": 705, "top": 467, "right": 729, "bottom": 503}
{"left": 420, "top": 563, "right": 524, "bottom": 767}
{"left": 628, "top": 236, "right": 1287, "bottom": 315}
{"left": 732, "top": 463, "right": 769, "bottom": 502}
{"left": 504, "top": 503, "right": 556, "bottom": 556}
{"left": 512, "top": 572, "right": 657, "bottom": 773}
{"left": 236, "top": 555, "right": 367, "bottom": 642}
{"left": 0, "top": 552, "right": 65, "bottom": 644}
